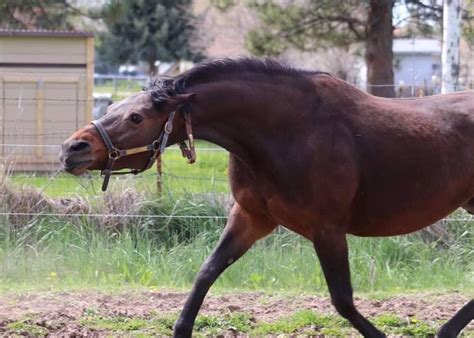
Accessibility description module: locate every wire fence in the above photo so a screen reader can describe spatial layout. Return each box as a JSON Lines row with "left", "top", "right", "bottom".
{"left": 1, "top": 135, "right": 474, "bottom": 224}
{"left": 0, "top": 76, "right": 473, "bottom": 224}
{"left": 0, "top": 141, "right": 229, "bottom": 191}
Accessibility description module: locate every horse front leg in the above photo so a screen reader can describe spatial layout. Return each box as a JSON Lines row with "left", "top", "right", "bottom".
{"left": 438, "top": 300, "right": 474, "bottom": 338}
{"left": 173, "top": 203, "right": 276, "bottom": 338}
{"left": 313, "top": 229, "right": 386, "bottom": 338}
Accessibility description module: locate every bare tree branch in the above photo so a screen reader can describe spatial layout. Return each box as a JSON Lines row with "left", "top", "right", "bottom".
{"left": 405, "top": 0, "right": 442, "bottom": 13}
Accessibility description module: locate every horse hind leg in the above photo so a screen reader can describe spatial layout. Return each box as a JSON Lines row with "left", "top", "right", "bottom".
{"left": 437, "top": 300, "right": 474, "bottom": 338}
{"left": 313, "top": 229, "right": 386, "bottom": 337}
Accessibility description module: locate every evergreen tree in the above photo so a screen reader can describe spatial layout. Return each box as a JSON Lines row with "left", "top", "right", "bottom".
{"left": 0, "top": 0, "right": 99, "bottom": 30}
{"left": 99, "top": 0, "right": 203, "bottom": 74}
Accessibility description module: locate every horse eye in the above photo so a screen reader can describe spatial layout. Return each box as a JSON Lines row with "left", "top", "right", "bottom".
{"left": 129, "top": 113, "right": 143, "bottom": 124}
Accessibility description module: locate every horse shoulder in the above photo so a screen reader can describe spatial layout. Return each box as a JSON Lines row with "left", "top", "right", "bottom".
{"left": 228, "top": 154, "right": 269, "bottom": 218}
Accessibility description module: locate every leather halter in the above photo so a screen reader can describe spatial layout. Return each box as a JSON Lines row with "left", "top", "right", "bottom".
{"left": 91, "top": 109, "right": 196, "bottom": 192}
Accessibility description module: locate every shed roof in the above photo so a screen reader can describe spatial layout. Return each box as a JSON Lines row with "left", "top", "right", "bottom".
{"left": 0, "top": 28, "right": 93, "bottom": 38}
{"left": 393, "top": 38, "right": 441, "bottom": 54}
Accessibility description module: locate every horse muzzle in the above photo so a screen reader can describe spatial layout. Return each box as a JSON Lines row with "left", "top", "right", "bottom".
{"left": 60, "top": 139, "right": 94, "bottom": 175}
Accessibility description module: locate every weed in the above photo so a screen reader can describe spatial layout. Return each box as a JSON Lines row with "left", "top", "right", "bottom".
{"left": 398, "top": 320, "right": 437, "bottom": 337}
{"left": 79, "top": 315, "right": 174, "bottom": 335}
{"left": 372, "top": 314, "right": 439, "bottom": 337}
{"left": 252, "top": 310, "right": 348, "bottom": 335}
{"left": 373, "top": 313, "right": 407, "bottom": 327}
{"left": 6, "top": 321, "right": 48, "bottom": 336}
{"left": 193, "top": 312, "right": 253, "bottom": 334}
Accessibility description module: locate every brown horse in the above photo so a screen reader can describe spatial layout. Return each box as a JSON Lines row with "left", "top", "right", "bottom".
{"left": 60, "top": 58, "right": 473, "bottom": 337}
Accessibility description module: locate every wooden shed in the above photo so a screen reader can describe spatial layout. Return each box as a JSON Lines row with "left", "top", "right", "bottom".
{"left": 0, "top": 29, "right": 94, "bottom": 171}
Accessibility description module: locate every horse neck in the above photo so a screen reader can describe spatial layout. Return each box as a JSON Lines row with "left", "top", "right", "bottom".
{"left": 188, "top": 77, "right": 312, "bottom": 166}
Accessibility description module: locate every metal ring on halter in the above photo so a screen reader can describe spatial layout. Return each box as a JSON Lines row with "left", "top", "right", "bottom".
{"left": 164, "top": 121, "right": 173, "bottom": 134}
{"left": 152, "top": 140, "right": 160, "bottom": 150}
{"left": 109, "top": 149, "right": 120, "bottom": 159}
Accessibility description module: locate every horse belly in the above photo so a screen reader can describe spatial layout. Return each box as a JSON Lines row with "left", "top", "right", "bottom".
{"left": 349, "top": 167, "right": 474, "bottom": 236}
{"left": 348, "top": 204, "right": 459, "bottom": 237}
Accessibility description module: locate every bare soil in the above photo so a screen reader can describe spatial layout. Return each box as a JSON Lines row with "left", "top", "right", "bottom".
{"left": 0, "top": 290, "right": 472, "bottom": 336}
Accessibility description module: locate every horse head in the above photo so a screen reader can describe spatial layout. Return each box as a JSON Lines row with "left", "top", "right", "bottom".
{"left": 60, "top": 81, "right": 196, "bottom": 190}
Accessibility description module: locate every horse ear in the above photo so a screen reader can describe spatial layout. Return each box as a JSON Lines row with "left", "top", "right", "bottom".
{"left": 169, "top": 93, "right": 196, "bottom": 108}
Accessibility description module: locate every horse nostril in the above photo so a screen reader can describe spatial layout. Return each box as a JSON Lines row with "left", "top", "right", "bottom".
{"left": 69, "top": 140, "right": 91, "bottom": 152}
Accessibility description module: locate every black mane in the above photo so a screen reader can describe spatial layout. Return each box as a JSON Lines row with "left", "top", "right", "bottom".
{"left": 145, "top": 57, "right": 329, "bottom": 105}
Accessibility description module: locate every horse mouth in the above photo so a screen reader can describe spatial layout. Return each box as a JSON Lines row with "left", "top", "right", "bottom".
{"left": 61, "top": 159, "right": 93, "bottom": 175}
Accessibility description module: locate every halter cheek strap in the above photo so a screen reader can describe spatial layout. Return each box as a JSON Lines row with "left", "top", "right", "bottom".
{"left": 91, "top": 109, "right": 196, "bottom": 192}
{"left": 180, "top": 110, "right": 196, "bottom": 164}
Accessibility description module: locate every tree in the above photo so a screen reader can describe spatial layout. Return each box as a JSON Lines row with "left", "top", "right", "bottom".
{"left": 0, "top": 0, "right": 101, "bottom": 30}
{"left": 242, "top": 0, "right": 472, "bottom": 97}
{"left": 99, "top": 0, "right": 203, "bottom": 74}
{"left": 366, "top": 0, "right": 395, "bottom": 97}
{"left": 462, "top": 0, "right": 474, "bottom": 46}
{"left": 405, "top": 0, "right": 473, "bottom": 90}
{"left": 244, "top": 0, "right": 395, "bottom": 97}
{"left": 441, "top": 0, "right": 461, "bottom": 93}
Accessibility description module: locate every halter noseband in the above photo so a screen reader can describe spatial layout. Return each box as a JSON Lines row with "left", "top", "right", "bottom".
{"left": 91, "top": 109, "right": 196, "bottom": 192}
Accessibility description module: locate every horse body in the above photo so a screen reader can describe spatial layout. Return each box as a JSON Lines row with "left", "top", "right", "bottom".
{"left": 347, "top": 90, "right": 474, "bottom": 236}
{"left": 207, "top": 74, "right": 474, "bottom": 239}
{"left": 60, "top": 58, "right": 473, "bottom": 337}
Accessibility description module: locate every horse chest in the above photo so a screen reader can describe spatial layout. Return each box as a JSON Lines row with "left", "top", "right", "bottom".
{"left": 229, "top": 156, "right": 315, "bottom": 238}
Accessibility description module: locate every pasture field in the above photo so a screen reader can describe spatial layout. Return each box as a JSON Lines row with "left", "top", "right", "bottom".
{"left": 0, "top": 291, "right": 471, "bottom": 336}
{"left": 94, "top": 79, "right": 143, "bottom": 101}
{"left": 1, "top": 144, "right": 473, "bottom": 336}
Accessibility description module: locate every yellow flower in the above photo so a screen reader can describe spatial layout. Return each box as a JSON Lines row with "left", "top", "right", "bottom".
{"left": 50, "top": 272, "right": 57, "bottom": 278}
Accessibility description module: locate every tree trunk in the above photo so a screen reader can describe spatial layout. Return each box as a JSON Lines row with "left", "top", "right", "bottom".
{"left": 441, "top": 0, "right": 461, "bottom": 93}
{"left": 366, "top": 0, "right": 395, "bottom": 98}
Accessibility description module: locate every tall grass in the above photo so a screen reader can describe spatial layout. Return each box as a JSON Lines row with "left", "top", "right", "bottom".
{"left": 0, "top": 185, "right": 472, "bottom": 293}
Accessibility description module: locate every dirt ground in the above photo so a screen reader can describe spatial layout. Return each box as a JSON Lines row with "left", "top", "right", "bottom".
{"left": 0, "top": 290, "right": 472, "bottom": 336}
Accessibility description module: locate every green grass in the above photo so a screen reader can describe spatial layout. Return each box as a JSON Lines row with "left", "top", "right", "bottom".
{"left": 0, "top": 190, "right": 472, "bottom": 335}
{"left": 5, "top": 310, "right": 448, "bottom": 337}
{"left": 94, "top": 81, "right": 143, "bottom": 101}
{"left": 6, "top": 320, "right": 48, "bottom": 336}
{"left": 4, "top": 144, "right": 470, "bottom": 293}
{"left": 1, "top": 159, "right": 473, "bottom": 292}
{"left": 0, "top": 204, "right": 472, "bottom": 293}
{"left": 252, "top": 309, "right": 350, "bottom": 335}
{"left": 372, "top": 313, "right": 437, "bottom": 336}
{"left": 80, "top": 315, "right": 162, "bottom": 332}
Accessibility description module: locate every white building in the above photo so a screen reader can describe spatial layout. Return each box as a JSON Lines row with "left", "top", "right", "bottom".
{"left": 393, "top": 38, "right": 442, "bottom": 91}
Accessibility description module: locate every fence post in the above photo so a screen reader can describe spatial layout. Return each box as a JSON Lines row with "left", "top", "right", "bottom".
{"left": 113, "top": 76, "right": 117, "bottom": 96}
{"left": 156, "top": 156, "right": 162, "bottom": 194}
{"left": 85, "top": 36, "right": 94, "bottom": 123}
{"left": 36, "top": 79, "right": 44, "bottom": 158}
